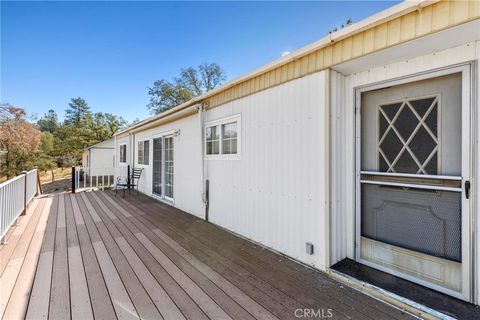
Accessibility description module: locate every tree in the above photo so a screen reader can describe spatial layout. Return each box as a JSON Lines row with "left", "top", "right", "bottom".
{"left": 0, "top": 104, "right": 41, "bottom": 178}
{"left": 88, "top": 112, "right": 127, "bottom": 141}
{"left": 52, "top": 124, "right": 96, "bottom": 165}
{"left": 147, "top": 62, "right": 226, "bottom": 114}
{"left": 64, "top": 97, "right": 92, "bottom": 126}
{"left": 39, "top": 132, "right": 54, "bottom": 154}
{"left": 37, "top": 109, "right": 59, "bottom": 133}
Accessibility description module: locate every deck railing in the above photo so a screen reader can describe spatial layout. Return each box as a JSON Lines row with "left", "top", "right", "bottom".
{"left": 73, "top": 166, "right": 128, "bottom": 191}
{"left": 0, "top": 169, "right": 39, "bottom": 243}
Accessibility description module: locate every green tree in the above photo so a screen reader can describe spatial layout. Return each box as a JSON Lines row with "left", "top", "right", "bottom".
{"left": 88, "top": 112, "right": 127, "bottom": 141}
{"left": 147, "top": 62, "right": 226, "bottom": 114}
{"left": 39, "top": 132, "right": 54, "bottom": 154}
{"left": 37, "top": 109, "right": 59, "bottom": 133}
{"left": 53, "top": 124, "right": 96, "bottom": 165}
{"left": 64, "top": 97, "right": 92, "bottom": 126}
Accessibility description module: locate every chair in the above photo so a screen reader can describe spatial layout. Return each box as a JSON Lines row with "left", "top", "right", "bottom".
{"left": 115, "top": 168, "right": 144, "bottom": 198}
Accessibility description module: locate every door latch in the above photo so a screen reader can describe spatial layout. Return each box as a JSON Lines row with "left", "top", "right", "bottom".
{"left": 465, "top": 180, "right": 471, "bottom": 199}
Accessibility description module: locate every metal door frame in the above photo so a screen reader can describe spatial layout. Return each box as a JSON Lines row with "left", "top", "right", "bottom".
{"left": 354, "top": 63, "right": 474, "bottom": 301}
{"left": 151, "top": 130, "right": 176, "bottom": 204}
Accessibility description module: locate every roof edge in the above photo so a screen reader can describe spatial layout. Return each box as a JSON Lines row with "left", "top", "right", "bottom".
{"left": 116, "top": 0, "right": 437, "bottom": 137}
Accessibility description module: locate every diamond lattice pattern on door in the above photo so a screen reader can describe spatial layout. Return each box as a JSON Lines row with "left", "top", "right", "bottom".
{"left": 378, "top": 96, "right": 439, "bottom": 175}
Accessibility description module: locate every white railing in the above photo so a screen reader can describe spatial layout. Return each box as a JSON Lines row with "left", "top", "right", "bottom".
{"left": 0, "top": 169, "right": 39, "bottom": 243}
{"left": 74, "top": 166, "right": 119, "bottom": 191}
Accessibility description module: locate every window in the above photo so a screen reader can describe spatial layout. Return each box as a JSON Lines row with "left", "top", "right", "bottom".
{"left": 205, "top": 115, "right": 240, "bottom": 158}
{"left": 119, "top": 144, "right": 127, "bottom": 163}
{"left": 137, "top": 140, "right": 150, "bottom": 165}
{"left": 206, "top": 126, "right": 220, "bottom": 155}
{"left": 378, "top": 95, "right": 439, "bottom": 174}
{"left": 222, "top": 122, "right": 237, "bottom": 154}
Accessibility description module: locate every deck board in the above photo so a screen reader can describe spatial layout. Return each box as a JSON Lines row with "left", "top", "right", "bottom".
{"left": 1, "top": 197, "right": 46, "bottom": 318}
{"left": 0, "top": 199, "right": 38, "bottom": 275}
{"left": 114, "top": 192, "right": 410, "bottom": 320}
{"left": 49, "top": 194, "right": 71, "bottom": 320}
{"left": 79, "top": 193, "right": 162, "bottom": 320}
{"left": 2, "top": 196, "right": 52, "bottom": 320}
{"left": 93, "top": 193, "right": 210, "bottom": 320}
{"left": 71, "top": 194, "right": 117, "bottom": 320}
{"left": 65, "top": 194, "right": 93, "bottom": 320}
{"left": 2, "top": 191, "right": 417, "bottom": 320}
{"left": 76, "top": 194, "right": 138, "bottom": 320}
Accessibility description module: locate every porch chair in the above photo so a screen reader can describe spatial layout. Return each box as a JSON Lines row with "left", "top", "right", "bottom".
{"left": 115, "top": 168, "right": 144, "bottom": 198}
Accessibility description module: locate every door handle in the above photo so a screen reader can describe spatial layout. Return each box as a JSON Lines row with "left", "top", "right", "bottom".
{"left": 465, "top": 180, "right": 471, "bottom": 199}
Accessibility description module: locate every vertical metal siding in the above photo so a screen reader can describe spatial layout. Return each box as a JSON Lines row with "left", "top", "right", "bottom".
{"left": 124, "top": 116, "right": 204, "bottom": 218}
{"left": 329, "top": 70, "right": 348, "bottom": 265}
{"left": 475, "top": 40, "right": 480, "bottom": 305}
{"left": 205, "top": 71, "right": 329, "bottom": 269}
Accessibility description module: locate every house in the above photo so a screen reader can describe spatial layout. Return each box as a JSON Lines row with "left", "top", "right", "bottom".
{"left": 81, "top": 138, "right": 115, "bottom": 179}
{"left": 111, "top": 0, "right": 480, "bottom": 307}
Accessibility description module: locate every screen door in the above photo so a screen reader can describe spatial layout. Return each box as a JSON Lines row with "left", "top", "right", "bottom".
{"left": 356, "top": 68, "right": 471, "bottom": 300}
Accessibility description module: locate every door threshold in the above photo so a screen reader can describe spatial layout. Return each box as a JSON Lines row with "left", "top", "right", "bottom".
{"left": 330, "top": 259, "right": 480, "bottom": 320}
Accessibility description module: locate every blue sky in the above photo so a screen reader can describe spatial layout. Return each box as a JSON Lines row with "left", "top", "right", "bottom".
{"left": 1, "top": 1, "right": 399, "bottom": 123}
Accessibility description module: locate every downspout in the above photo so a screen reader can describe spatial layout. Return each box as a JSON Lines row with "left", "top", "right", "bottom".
{"left": 199, "top": 102, "right": 209, "bottom": 220}
{"left": 114, "top": 135, "right": 117, "bottom": 181}
{"left": 88, "top": 148, "right": 91, "bottom": 177}
{"left": 132, "top": 132, "right": 136, "bottom": 169}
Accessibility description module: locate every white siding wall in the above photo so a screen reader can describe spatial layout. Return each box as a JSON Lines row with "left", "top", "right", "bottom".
{"left": 88, "top": 148, "right": 114, "bottom": 176}
{"left": 115, "top": 134, "right": 131, "bottom": 178}
{"left": 329, "top": 70, "right": 348, "bottom": 265}
{"left": 204, "top": 71, "right": 330, "bottom": 269}
{"left": 129, "top": 115, "right": 204, "bottom": 219}
{"left": 331, "top": 41, "right": 479, "bottom": 303}
{"left": 476, "top": 40, "right": 480, "bottom": 306}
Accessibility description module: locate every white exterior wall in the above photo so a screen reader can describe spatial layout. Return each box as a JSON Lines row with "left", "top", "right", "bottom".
{"left": 204, "top": 71, "right": 330, "bottom": 269}
{"left": 115, "top": 134, "right": 131, "bottom": 178}
{"left": 82, "top": 139, "right": 115, "bottom": 177}
{"left": 124, "top": 115, "right": 205, "bottom": 219}
{"left": 330, "top": 41, "right": 480, "bottom": 304}
{"left": 88, "top": 148, "right": 114, "bottom": 176}
{"left": 111, "top": 27, "right": 479, "bottom": 304}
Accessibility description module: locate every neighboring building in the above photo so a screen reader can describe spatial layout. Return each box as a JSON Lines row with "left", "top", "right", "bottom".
{"left": 82, "top": 138, "right": 115, "bottom": 178}
{"left": 113, "top": 0, "right": 480, "bottom": 306}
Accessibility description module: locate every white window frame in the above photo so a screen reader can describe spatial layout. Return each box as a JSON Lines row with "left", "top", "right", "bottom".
{"left": 137, "top": 140, "right": 150, "bottom": 166}
{"left": 205, "top": 114, "right": 241, "bottom": 160}
{"left": 119, "top": 144, "right": 127, "bottom": 164}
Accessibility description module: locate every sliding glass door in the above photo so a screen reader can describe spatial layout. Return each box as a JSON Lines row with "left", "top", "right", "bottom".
{"left": 164, "top": 136, "right": 174, "bottom": 200}
{"left": 152, "top": 138, "right": 162, "bottom": 196}
{"left": 152, "top": 135, "right": 174, "bottom": 201}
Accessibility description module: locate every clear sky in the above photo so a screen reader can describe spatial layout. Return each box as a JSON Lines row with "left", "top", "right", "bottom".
{"left": 1, "top": 1, "right": 399, "bottom": 123}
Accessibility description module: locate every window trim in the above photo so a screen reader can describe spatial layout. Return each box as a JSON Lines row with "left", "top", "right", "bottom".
{"left": 137, "top": 140, "right": 150, "bottom": 166}
{"left": 119, "top": 144, "right": 127, "bottom": 164}
{"left": 205, "top": 114, "right": 241, "bottom": 160}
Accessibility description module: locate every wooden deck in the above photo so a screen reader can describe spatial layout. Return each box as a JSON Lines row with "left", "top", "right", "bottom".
{"left": 0, "top": 191, "right": 416, "bottom": 320}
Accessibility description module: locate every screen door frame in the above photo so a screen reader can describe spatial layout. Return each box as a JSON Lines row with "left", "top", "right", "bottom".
{"left": 354, "top": 63, "right": 474, "bottom": 301}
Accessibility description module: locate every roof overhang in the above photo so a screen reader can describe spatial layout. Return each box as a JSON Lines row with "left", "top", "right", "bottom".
{"left": 116, "top": 0, "right": 443, "bottom": 136}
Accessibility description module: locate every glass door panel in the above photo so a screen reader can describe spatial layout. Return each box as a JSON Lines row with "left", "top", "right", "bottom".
{"left": 164, "top": 136, "right": 174, "bottom": 199}
{"left": 152, "top": 138, "right": 162, "bottom": 196}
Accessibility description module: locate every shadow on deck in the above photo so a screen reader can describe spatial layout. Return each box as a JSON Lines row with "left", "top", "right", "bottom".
{"left": 0, "top": 191, "right": 416, "bottom": 320}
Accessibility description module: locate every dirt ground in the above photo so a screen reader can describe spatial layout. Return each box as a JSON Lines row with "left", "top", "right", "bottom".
{"left": 39, "top": 167, "right": 72, "bottom": 194}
